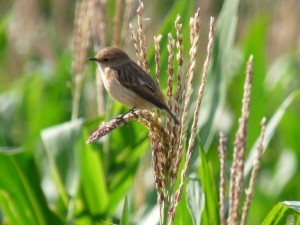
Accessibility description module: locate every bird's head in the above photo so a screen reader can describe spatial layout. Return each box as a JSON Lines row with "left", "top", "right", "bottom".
{"left": 88, "top": 47, "right": 130, "bottom": 67}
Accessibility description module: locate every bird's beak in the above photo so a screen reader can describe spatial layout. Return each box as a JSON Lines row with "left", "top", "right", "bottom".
{"left": 88, "top": 57, "right": 97, "bottom": 61}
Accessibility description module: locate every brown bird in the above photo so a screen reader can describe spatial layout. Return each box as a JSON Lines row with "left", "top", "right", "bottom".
{"left": 89, "top": 47, "right": 179, "bottom": 125}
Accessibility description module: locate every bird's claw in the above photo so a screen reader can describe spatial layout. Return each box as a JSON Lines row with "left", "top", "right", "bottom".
{"left": 113, "top": 108, "right": 138, "bottom": 128}
{"left": 130, "top": 109, "right": 139, "bottom": 121}
{"left": 114, "top": 115, "right": 129, "bottom": 127}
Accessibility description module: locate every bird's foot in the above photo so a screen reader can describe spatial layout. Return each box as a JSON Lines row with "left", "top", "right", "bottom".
{"left": 113, "top": 108, "right": 138, "bottom": 128}
{"left": 114, "top": 115, "right": 129, "bottom": 126}
{"left": 122, "top": 107, "right": 138, "bottom": 121}
{"left": 129, "top": 108, "right": 139, "bottom": 121}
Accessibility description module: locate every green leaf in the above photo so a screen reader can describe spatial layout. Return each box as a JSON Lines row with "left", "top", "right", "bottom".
{"left": 198, "top": 144, "right": 219, "bottom": 225}
{"left": 262, "top": 201, "right": 300, "bottom": 225}
{"left": 236, "top": 15, "right": 269, "bottom": 153}
{"left": 281, "top": 201, "right": 300, "bottom": 213}
{"left": 41, "top": 119, "right": 85, "bottom": 208}
{"left": 120, "top": 195, "right": 129, "bottom": 225}
{"left": 173, "top": 153, "right": 194, "bottom": 225}
{"left": 200, "top": 0, "right": 240, "bottom": 149}
{"left": 244, "top": 89, "right": 300, "bottom": 176}
{"left": 0, "top": 150, "right": 64, "bottom": 225}
{"left": 0, "top": 147, "right": 24, "bottom": 154}
{"left": 186, "top": 178, "right": 205, "bottom": 225}
{"left": 0, "top": 91, "right": 22, "bottom": 146}
{"left": 78, "top": 125, "right": 109, "bottom": 215}
{"left": 108, "top": 138, "right": 149, "bottom": 213}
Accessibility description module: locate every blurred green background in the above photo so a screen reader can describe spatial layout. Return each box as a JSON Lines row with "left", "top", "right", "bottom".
{"left": 0, "top": 0, "right": 299, "bottom": 224}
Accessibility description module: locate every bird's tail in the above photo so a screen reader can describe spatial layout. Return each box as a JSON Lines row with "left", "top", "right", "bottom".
{"left": 162, "top": 105, "right": 180, "bottom": 125}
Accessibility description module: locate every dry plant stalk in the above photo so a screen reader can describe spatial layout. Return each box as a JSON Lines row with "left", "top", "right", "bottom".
{"left": 87, "top": 3, "right": 215, "bottom": 224}
{"left": 173, "top": 10, "right": 202, "bottom": 185}
{"left": 232, "top": 55, "right": 253, "bottom": 223}
{"left": 218, "top": 132, "right": 227, "bottom": 225}
{"left": 112, "top": 0, "right": 122, "bottom": 47}
{"left": 137, "top": 2, "right": 150, "bottom": 74}
{"left": 90, "top": 0, "right": 107, "bottom": 51}
{"left": 129, "top": 24, "right": 142, "bottom": 67}
{"left": 120, "top": 0, "right": 134, "bottom": 47}
{"left": 166, "top": 33, "right": 175, "bottom": 138}
{"left": 72, "top": 0, "right": 133, "bottom": 119}
{"left": 169, "top": 16, "right": 184, "bottom": 178}
{"left": 221, "top": 55, "right": 266, "bottom": 225}
{"left": 240, "top": 117, "right": 266, "bottom": 225}
{"left": 90, "top": 0, "right": 107, "bottom": 116}
{"left": 169, "top": 17, "right": 214, "bottom": 224}
{"left": 71, "top": 0, "right": 90, "bottom": 120}
{"left": 87, "top": 110, "right": 159, "bottom": 144}
{"left": 174, "top": 15, "right": 184, "bottom": 119}
{"left": 228, "top": 55, "right": 253, "bottom": 225}
{"left": 129, "top": 4, "right": 168, "bottom": 208}
{"left": 154, "top": 34, "right": 163, "bottom": 117}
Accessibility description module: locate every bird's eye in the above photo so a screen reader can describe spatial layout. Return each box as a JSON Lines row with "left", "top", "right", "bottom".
{"left": 103, "top": 58, "right": 110, "bottom": 62}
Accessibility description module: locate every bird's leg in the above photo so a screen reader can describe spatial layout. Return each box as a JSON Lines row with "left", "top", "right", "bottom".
{"left": 113, "top": 107, "right": 138, "bottom": 127}
{"left": 121, "top": 107, "right": 138, "bottom": 119}
{"left": 115, "top": 115, "right": 128, "bottom": 126}
{"left": 129, "top": 108, "right": 139, "bottom": 121}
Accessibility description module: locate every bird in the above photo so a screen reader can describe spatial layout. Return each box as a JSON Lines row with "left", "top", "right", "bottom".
{"left": 88, "top": 46, "right": 179, "bottom": 125}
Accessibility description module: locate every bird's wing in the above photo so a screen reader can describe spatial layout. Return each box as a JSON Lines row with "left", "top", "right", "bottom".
{"left": 114, "top": 61, "right": 164, "bottom": 109}
{"left": 113, "top": 61, "right": 180, "bottom": 125}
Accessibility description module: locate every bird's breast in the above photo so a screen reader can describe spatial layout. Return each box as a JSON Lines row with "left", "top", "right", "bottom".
{"left": 98, "top": 65, "right": 154, "bottom": 110}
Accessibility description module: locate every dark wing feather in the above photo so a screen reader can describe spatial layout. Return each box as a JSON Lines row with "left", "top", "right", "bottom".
{"left": 113, "top": 61, "right": 164, "bottom": 109}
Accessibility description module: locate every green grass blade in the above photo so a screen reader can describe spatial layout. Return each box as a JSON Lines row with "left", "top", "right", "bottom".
{"left": 0, "top": 151, "right": 64, "bottom": 225}
{"left": 108, "top": 138, "right": 149, "bottom": 213}
{"left": 0, "top": 147, "right": 24, "bottom": 154}
{"left": 262, "top": 201, "right": 300, "bottom": 225}
{"left": 78, "top": 125, "right": 109, "bottom": 215}
{"left": 281, "top": 201, "right": 300, "bottom": 212}
{"left": 186, "top": 178, "right": 205, "bottom": 225}
{"left": 244, "top": 89, "right": 300, "bottom": 176}
{"left": 236, "top": 15, "right": 269, "bottom": 152}
{"left": 120, "top": 195, "right": 129, "bottom": 225}
{"left": 41, "top": 119, "right": 85, "bottom": 208}
{"left": 200, "top": 0, "right": 240, "bottom": 149}
{"left": 172, "top": 152, "right": 193, "bottom": 225}
{"left": 198, "top": 143, "right": 219, "bottom": 225}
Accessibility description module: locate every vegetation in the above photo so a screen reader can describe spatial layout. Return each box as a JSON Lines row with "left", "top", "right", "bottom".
{"left": 0, "top": 0, "right": 299, "bottom": 224}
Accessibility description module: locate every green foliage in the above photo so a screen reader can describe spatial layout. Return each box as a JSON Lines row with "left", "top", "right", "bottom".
{"left": 262, "top": 201, "right": 300, "bottom": 225}
{"left": 199, "top": 144, "right": 219, "bottom": 225}
{"left": 0, "top": 149, "right": 64, "bottom": 225}
{"left": 41, "top": 119, "right": 84, "bottom": 207}
{"left": 231, "top": 15, "right": 269, "bottom": 152}
{"left": 120, "top": 196, "right": 129, "bottom": 225}
{"left": 172, "top": 153, "right": 194, "bottom": 225}
{"left": 245, "top": 89, "right": 300, "bottom": 176}
{"left": 0, "top": 0, "right": 300, "bottom": 224}
{"left": 186, "top": 178, "right": 205, "bottom": 225}
{"left": 200, "top": 0, "right": 240, "bottom": 149}
{"left": 81, "top": 126, "right": 109, "bottom": 215}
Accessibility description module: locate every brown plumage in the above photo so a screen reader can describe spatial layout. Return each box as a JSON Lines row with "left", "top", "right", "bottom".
{"left": 89, "top": 47, "right": 179, "bottom": 125}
